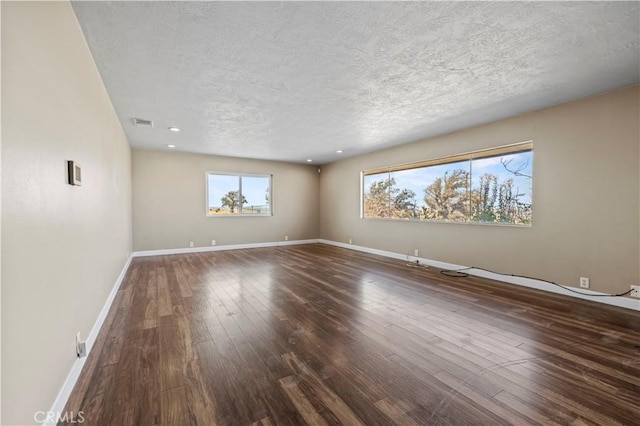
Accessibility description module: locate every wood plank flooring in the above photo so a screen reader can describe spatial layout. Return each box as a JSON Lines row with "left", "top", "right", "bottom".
{"left": 63, "top": 244, "right": 640, "bottom": 425}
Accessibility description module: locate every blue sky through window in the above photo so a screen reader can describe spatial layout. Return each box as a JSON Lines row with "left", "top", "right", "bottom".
{"left": 242, "top": 176, "right": 270, "bottom": 210}
{"left": 208, "top": 174, "right": 238, "bottom": 210}
{"left": 207, "top": 174, "right": 270, "bottom": 214}
{"left": 471, "top": 152, "right": 532, "bottom": 204}
{"left": 389, "top": 152, "right": 532, "bottom": 208}
{"left": 363, "top": 149, "right": 533, "bottom": 223}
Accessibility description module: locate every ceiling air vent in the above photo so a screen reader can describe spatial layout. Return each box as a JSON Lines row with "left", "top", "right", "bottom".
{"left": 132, "top": 118, "right": 153, "bottom": 128}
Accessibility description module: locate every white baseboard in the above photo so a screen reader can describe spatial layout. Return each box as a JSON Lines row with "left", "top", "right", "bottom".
{"left": 46, "top": 254, "right": 133, "bottom": 426}
{"left": 132, "top": 239, "right": 320, "bottom": 257}
{"left": 318, "top": 239, "right": 639, "bottom": 311}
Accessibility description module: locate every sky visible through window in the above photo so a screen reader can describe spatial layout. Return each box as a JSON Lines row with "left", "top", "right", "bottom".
{"left": 363, "top": 149, "right": 533, "bottom": 224}
{"left": 390, "top": 152, "right": 532, "bottom": 206}
{"left": 207, "top": 174, "right": 270, "bottom": 214}
{"left": 242, "top": 176, "right": 270, "bottom": 211}
{"left": 392, "top": 151, "right": 531, "bottom": 204}
{"left": 208, "top": 175, "right": 238, "bottom": 210}
{"left": 471, "top": 152, "right": 532, "bottom": 205}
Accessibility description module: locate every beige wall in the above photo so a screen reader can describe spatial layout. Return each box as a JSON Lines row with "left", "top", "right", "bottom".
{"left": 320, "top": 86, "right": 640, "bottom": 296}
{"left": 133, "top": 150, "right": 319, "bottom": 251}
{"left": 1, "top": 2, "right": 132, "bottom": 424}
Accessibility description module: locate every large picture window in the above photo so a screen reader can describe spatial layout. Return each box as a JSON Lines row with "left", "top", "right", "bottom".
{"left": 362, "top": 142, "right": 532, "bottom": 225}
{"left": 207, "top": 172, "right": 272, "bottom": 216}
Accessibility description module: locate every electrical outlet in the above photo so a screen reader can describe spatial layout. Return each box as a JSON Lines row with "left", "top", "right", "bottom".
{"left": 189, "top": 241, "right": 194, "bottom": 248}
{"left": 75, "top": 332, "right": 87, "bottom": 358}
{"left": 348, "top": 238, "right": 353, "bottom": 244}
{"left": 630, "top": 285, "right": 640, "bottom": 298}
{"left": 78, "top": 342, "right": 87, "bottom": 358}
{"left": 211, "top": 240, "right": 216, "bottom": 246}
{"left": 579, "top": 277, "right": 589, "bottom": 288}
{"left": 284, "top": 235, "right": 289, "bottom": 241}
{"left": 414, "top": 249, "right": 419, "bottom": 257}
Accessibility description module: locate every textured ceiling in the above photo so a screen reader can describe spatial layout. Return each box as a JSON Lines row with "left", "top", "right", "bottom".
{"left": 72, "top": 1, "right": 640, "bottom": 164}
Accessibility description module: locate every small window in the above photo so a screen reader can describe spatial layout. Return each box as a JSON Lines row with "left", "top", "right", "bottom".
{"left": 206, "top": 172, "right": 272, "bottom": 216}
{"left": 362, "top": 142, "right": 532, "bottom": 225}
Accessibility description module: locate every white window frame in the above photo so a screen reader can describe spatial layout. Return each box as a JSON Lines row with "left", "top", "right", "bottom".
{"left": 206, "top": 171, "right": 273, "bottom": 217}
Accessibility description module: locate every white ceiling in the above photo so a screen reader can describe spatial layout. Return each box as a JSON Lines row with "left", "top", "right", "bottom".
{"left": 72, "top": 1, "right": 639, "bottom": 165}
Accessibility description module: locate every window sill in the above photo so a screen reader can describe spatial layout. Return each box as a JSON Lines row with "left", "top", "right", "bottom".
{"left": 361, "top": 216, "right": 531, "bottom": 228}
{"left": 206, "top": 213, "right": 273, "bottom": 218}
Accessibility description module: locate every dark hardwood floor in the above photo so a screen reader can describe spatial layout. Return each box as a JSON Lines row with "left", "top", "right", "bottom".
{"left": 63, "top": 244, "right": 640, "bottom": 425}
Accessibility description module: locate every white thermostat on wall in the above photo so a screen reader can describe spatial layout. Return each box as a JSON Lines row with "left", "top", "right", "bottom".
{"left": 67, "top": 160, "right": 82, "bottom": 186}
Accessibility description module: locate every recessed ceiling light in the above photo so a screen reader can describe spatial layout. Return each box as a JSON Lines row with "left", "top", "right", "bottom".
{"left": 336, "top": 150, "right": 343, "bottom": 154}
{"left": 306, "top": 159, "right": 313, "bottom": 162}
{"left": 167, "top": 144, "right": 176, "bottom": 148}
{"left": 168, "top": 127, "right": 180, "bottom": 132}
